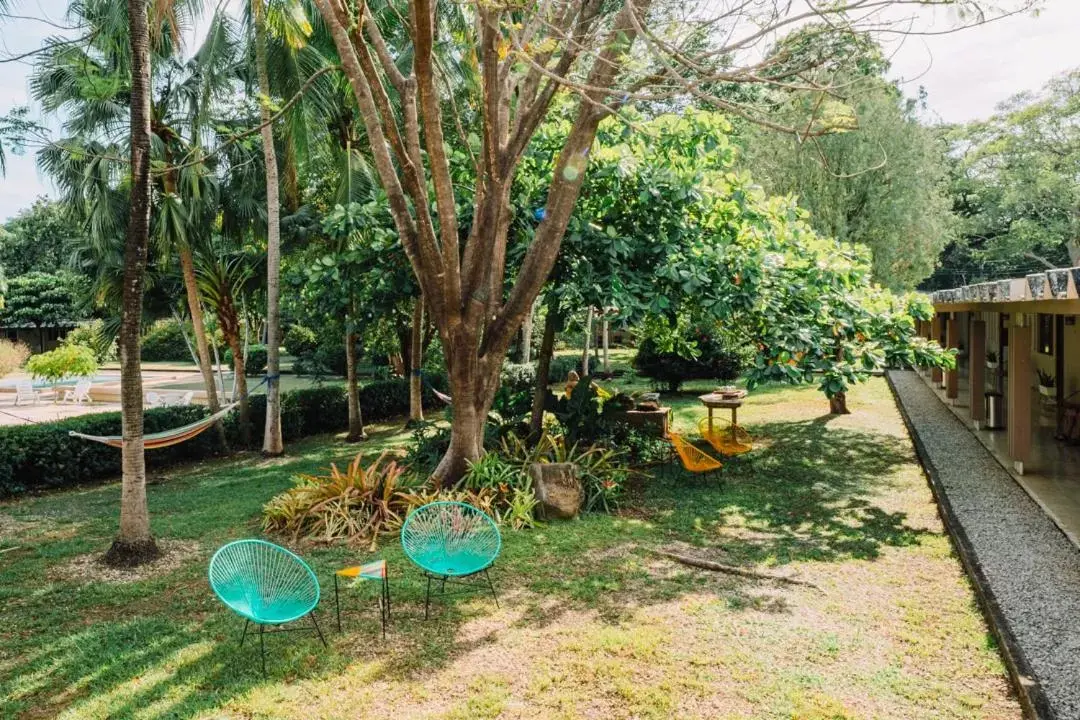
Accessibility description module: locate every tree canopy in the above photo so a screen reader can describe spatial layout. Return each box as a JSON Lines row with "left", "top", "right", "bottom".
{"left": 737, "top": 37, "right": 956, "bottom": 290}
{"left": 0, "top": 197, "right": 81, "bottom": 276}
{"left": 924, "top": 68, "right": 1080, "bottom": 289}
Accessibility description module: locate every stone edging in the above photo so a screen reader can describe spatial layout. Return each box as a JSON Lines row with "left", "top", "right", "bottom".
{"left": 884, "top": 371, "right": 1053, "bottom": 720}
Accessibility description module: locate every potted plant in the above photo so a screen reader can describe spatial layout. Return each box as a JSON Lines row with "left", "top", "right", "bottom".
{"left": 1037, "top": 370, "right": 1056, "bottom": 398}
{"left": 986, "top": 351, "right": 999, "bottom": 370}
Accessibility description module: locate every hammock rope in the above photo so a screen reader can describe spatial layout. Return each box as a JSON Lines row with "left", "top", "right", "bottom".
{"left": 416, "top": 368, "right": 451, "bottom": 405}
{"left": 69, "top": 375, "right": 273, "bottom": 449}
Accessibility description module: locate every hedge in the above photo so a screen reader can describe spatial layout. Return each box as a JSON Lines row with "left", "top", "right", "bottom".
{"left": 0, "top": 374, "right": 448, "bottom": 498}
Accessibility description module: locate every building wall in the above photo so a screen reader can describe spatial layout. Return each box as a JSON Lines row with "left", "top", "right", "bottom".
{"left": 1061, "top": 319, "right": 1080, "bottom": 399}
{"left": 2, "top": 327, "right": 69, "bottom": 354}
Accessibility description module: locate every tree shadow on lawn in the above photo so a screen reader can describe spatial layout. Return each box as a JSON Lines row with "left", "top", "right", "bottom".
{"left": 0, "top": 414, "right": 931, "bottom": 718}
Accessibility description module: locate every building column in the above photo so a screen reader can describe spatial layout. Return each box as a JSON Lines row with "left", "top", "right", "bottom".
{"left": 1008, "top": 316, "right": 1032, "bottom": 475}
{"left": 931, "top": 315, "right": 944, "bottom": 385}
{"left": 946, "top": 314, "right": 960, "bottom": 400}
{"left": 970, "top": 319, "right": 986, "bottom": 427}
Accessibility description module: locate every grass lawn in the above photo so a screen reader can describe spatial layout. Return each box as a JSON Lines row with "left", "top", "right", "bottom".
{"left": 0, "top": 376, "right": 1019, "bottom": 719}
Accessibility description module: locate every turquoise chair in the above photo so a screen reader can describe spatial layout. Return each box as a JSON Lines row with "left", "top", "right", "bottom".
{"left": 209, "top": 539, "right": 326, "bottom": 675}
{"left": 401, "top": 501, "right": 501, "bottom": 618}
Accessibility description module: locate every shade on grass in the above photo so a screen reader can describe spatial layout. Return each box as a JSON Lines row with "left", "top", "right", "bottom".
{"left": 0, "top": 376, "right": 1019, "bottom": 719}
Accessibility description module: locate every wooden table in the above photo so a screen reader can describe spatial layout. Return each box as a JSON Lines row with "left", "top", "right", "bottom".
{"left": 698, "top": 390, "right": 747, "bottom": 433}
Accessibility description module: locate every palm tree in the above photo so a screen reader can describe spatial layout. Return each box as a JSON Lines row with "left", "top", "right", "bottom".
{"left": 196, "top": 238, "right": 260, "bottom": 445}
{"left": 34, "top": 3, "right": 242, "bottom": 448}
{"left": 252, "top": 0, "right": 284, "bottom": 454}
{"left": 103, "top": 0, "right": 158, "bottom": 568}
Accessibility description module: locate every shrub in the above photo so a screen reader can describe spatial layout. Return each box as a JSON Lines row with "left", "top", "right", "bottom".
{"left": 0, "top": 339, "right": 30, "bottom": 378}
{"left": 499, "top": 430, "right": 627, "bottom": 513}
{"left": 547, "top": 355, "right": 579, "bottom": 384}
{"left": 404, "top": 421, "right": 452, "bottom": 476}
{"left": 224, "top": 344, "right": 267, "bottom": 376}
{"left": 492, "top": 361, "right": 536, "bottom": 419}
{"left": 262, "top": 452, "right": 414, "bottom": 546}
{"left": 633, "top": 330, "right": 744, "bottom": 392}
{"left": 26, "top": 344, "right": 99, "bottom": 384}
{"left": 63, "top": 320, "right": 116, "bottom": 363}
{"left": 283, "top": 324, "right": 319, "bottom": 357}
{"left": 0, "top": 373, "right": 450, "bottom": 498}
{"left": 141, "top": 319, "right": 191, "bottom": 362}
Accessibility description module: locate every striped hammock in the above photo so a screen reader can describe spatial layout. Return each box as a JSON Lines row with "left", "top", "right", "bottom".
{"left": 69, "top": 401, "right": 240, "bottom": 450}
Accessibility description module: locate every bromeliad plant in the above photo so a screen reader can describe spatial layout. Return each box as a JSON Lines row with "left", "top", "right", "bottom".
{"left": 262, "top": 452, "right": 413, "bottom": 548}
{"left": 461, "top": 453, "right": 539, "bottom": 530}
{"left": 501, "top": 431, "right": 629, "bottom": 513}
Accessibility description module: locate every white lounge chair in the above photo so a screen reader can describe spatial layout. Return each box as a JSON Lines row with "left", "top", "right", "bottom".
{"left": 146, "top": 391, "right": 166, "bottom": 408}
{"left": 14, "top": 381, "right": 39, "bottom": 406}
{"left": 62, "top": 379, "right": 93, "bottom": 405}
{"left": 178, "top": 391, "right": 195, "bottom": 406}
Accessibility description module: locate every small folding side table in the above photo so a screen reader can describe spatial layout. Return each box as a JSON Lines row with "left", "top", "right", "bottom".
{"left": 333, "top": 559, "right": 390, "bottom": 638}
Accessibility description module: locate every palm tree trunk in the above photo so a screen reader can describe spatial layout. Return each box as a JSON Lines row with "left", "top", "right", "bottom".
{"left": 255, "top": 2, "right": 283, "bottom": 455}
{"left": 409, "top": 294, "right": 424, "bottom": 424}
{"left": 104, "top": 0, "right": 158, "bottom": 567}
{"left": 223, "top": 325, "right": 250, "bottom": 446}
{"left": 345, "top": 329, "right": 366, "bottom": 441}
{"left": 178, "top": 248, "right": 226, "bottom": 448}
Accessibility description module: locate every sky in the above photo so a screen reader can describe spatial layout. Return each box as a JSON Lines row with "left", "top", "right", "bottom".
{"left": 0, "top": 0, "right": 1078, "bottom": 221}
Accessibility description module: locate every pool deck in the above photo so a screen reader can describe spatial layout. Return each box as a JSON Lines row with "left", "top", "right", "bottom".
{"left": 0, "top": 370, "right": 208, "bottom": 426}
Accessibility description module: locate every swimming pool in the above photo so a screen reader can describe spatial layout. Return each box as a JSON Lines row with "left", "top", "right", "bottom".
{"left": 0, "top": 374, "right": 122, "bottom": 389}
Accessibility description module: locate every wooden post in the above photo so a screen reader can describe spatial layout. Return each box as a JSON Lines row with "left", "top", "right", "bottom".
{"left": 931, "top": 315, "right": 944, "bottom": 385}
{"left": 946, "top": 315, "right": 959, "bottom": 400}
{"left": 1008, "top": 316, "right": 1032, "bottom": 475}
{"left": 970, "top": 319, "right": 986, "bottom": 427}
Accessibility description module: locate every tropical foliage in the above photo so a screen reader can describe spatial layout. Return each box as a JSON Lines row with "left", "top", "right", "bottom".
{"left": 25, "top": 344, "right": 99, "bottom": 384}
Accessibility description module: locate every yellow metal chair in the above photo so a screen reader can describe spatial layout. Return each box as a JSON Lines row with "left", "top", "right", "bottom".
{"left": 698, "top": 417, "right": 752, "bottom": 456}
{"left": 669, "top": 432, "right": 723, "bottom": 478}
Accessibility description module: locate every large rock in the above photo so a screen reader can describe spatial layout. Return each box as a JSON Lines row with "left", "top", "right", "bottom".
{"left": 529, "top": 463, "right": 582, "bottom": 520}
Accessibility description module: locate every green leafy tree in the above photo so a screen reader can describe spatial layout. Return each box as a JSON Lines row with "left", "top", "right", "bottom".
{"left": 738, "top": 35, "right": 955, "bottom": 290}
{"left": 0, "top": 198, "right": 81, "bottom": 276}
{"left": 310, "top": 0, "right": 1020, "bottom": 483}
{"left": 0, "top": 271, "right": 83, "bottom": 352}
{"left": 925, "top": 69, "right": 1080, "bottom": 289}
{"left": 26, "top": 344, "right": 99, "bottom": 385}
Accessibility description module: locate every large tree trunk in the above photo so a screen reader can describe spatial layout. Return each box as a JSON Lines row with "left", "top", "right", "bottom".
{"left": 431, "top": 347, "right": 497, "bottom": 486}
{"left": 255, "top": 3, "right": 283, "bottom": 455}
{"left": 529, "top": 304, "right": 559, "bottom": 435}
{"left": 345, "top": 329, "right": 366, "bottom": 441}
{"left": 312, "top": 0, "right": 648, "bottom": 485}
{"left": 409, "top": 294, "right": 424, "bottom": 424}
{"left": 104, "top": 0, "right": 158, "bottom": 568}
{"left": 178, "top": 248, "right": 226, "bottom": 448}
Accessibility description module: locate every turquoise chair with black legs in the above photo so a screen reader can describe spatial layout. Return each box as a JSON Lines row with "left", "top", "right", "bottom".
{"left": 401, "top": 502, "right": 501, "bottom": 618}
{"left": 209, "top": 539, "right": 326, "bottom": 675}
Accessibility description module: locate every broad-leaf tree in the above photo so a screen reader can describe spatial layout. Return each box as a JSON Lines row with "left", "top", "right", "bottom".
{"left": 738, "top": 35, "right": 956, "bottom": 290}
{"left": 309, "top": 0, "right": 1029, "bottom": 482}
{"left": 925, "top": 69, "right": 1080, "bottom": 289}
{"left": 0, "top": 271, "right": 84, "bottom": 352}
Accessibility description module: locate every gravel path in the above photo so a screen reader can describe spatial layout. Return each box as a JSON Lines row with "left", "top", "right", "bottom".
{"left": 889, "top": 370, "right": 1080, "bottom": 720}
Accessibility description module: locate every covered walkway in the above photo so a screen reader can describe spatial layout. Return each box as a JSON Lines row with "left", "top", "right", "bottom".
{"left": 890, "top": 370, "right": 1080, "bottom": 719}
